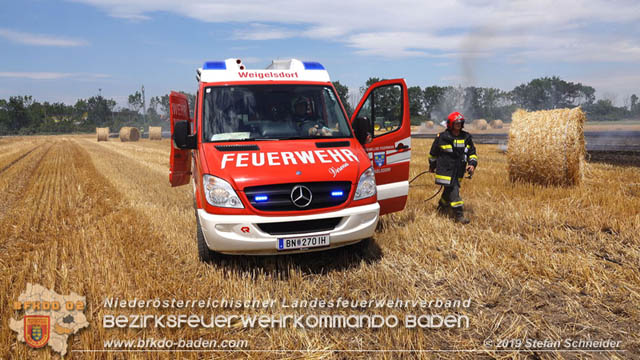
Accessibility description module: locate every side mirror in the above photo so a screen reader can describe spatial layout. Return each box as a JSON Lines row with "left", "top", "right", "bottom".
{"left": 352, "top": 116, "right": 373, "bottom": 145}
{"left": 173, "top": 120, "right": 197, "bottom": 149}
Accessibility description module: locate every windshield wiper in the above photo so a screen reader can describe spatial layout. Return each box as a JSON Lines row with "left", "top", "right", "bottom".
{"left": 210, "top": 137, "right": 276, "bottom": 142}
{"left": 279, "top": 136, "right": 310, "bottom": 140}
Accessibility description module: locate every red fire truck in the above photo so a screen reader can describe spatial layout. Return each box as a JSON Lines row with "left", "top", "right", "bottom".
{"left": 170, "top": 58, "right": 411, "bottom": 261}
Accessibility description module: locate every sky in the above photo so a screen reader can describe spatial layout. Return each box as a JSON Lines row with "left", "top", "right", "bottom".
{"left": 1, "top": 0, "right": 639, "bottom": 108}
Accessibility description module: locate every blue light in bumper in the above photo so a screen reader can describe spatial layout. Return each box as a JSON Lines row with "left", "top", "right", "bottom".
{"left": 303, "top": 61, "right": 325, "bottom": 70}
{"left": 330, "top": 191, "right": 344, "bottom": 197}
{"left": 254, "top": 195, "right": 269, "bottom": 202}
{"left": 203, "top": 61, "right": 226, "bottom": 70}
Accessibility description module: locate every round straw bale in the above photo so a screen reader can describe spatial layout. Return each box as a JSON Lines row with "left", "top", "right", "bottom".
{"left": 507, "top": 108, "right": 586, "bottom": 187}
{"left": 149, "top": 126, "right": 163, "bottom": 140}
{"left": 96, "top": 127, "right": 109, "bottom": 141}
{"left": 490, "top": 119, "right": 504, "bottom": 129}
{"left": 119, "top": 127, "right": 140, "bottom": 142}
{"left": 472, "top": 119, "right": 488, "bottom": 130}
{"left": 417, "top": 121, "right": 435, "bottom": 132}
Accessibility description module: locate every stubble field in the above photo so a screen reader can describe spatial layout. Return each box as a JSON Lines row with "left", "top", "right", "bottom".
{"left": 1, "top": 135, "right": 639, "bottom": 359}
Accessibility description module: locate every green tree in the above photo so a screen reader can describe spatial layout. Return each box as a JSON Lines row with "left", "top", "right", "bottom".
{"left": 27, "top": 100, "right": 46, "bottom": 131}
{"left": 87, "top": 96, "right": 116, "bottom": 128}
{"left": 479, "top": 88, "right": 506, "bottom": 120}
{"left": 631, "top": 94, "right": 639, "bottom": 114}
{"left": 0, "top": 99, "right": 8, "bottom": 134}
{"left": 510, "top": 76, "right": 595, "bottom": 111}
{"left": 360, "top": 77, "right": 381, "bottom": 95}
{"left": 407, "top": 86, "right": 424, "bottom": 117}
{"left": 181, "top": 92, "right": 196, "bottom": 118}
{"left": 128, "top": 91, "right": 143, "bottom": 113}
{"left": 582, "top": 99, "right": 630, "bottom": 121}
{"left": 7, "top": 96, "right": 31, "bottom": 132}
{"left": 158, "top": 95, "right": 170, "bottom": 117}
{"left": 422, "top": 86, "right": 447, "bottom": 119}
{"left": 332, "top": 81, "right": 353, "bottom": 116}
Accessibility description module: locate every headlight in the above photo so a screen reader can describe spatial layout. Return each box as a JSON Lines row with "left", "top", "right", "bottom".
{"left": 353, "top": 167, "right": 376, "bottom": 200}
{"left": 203, "top": 175, "right": 244, "bottom": 208}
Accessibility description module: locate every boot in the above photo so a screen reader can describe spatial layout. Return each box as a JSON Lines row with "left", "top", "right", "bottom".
{"left": 436, "top": 203, "right": 447, "bottom": 214}
{"left": 454, "top": 208, "right": 470, "bottom": 224}
{"left": 436, "top": 200, "right": 449, "bottom": 215}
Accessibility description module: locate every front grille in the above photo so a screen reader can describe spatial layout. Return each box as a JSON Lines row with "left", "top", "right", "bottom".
{"left": 257, "top": 218, "right": 342, "bottom": 235}
{"left": 244, "top": 182, "right": 351, "bottom": 211}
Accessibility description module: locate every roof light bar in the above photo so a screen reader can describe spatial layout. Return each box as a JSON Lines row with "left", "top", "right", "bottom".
{"left": 303, "top": 61, "right": 325, "bottom": 70}
{"left": 203, "top": 61, "right": 226, "bottom": 70}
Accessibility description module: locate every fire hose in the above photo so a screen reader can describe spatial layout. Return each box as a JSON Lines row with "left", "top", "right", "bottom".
{"left": 409, "top": 168, "right": 473, "bottom": 202}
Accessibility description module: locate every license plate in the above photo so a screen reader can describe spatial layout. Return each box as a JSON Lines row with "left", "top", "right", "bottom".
{"left": 277, "top": 234, "right": 330, "bottom": 251}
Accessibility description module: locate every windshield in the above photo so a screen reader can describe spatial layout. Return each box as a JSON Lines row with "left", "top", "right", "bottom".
{"left": 202, "top": 85, "right": 352, "bottom": 141}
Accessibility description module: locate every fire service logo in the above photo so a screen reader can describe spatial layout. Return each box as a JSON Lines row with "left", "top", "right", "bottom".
{"left": 10, "top": 283, "right": 89, "bottom": 356}
{"left": 374, "top": 152, "right": 386, "bottom": 168}
{"left": 24, "top": 315, "right": 50, "bottom": 348}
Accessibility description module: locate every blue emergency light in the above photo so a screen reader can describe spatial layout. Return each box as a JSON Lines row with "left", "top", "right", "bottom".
{"left": 254, "top": 195, "right": 269, "bottom": 202}
{"left": 330, "top": 191, "right": 344, "bottom": 197}
{"left": 203, "top": 61, "right": 227, "bottom": 70}
{"left": 303, "top": 61, "right": 325, "bottom": 70}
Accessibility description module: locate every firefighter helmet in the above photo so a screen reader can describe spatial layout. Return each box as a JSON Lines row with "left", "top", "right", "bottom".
{"left": 447, "top": 111, "right": 465, "bottom": 129}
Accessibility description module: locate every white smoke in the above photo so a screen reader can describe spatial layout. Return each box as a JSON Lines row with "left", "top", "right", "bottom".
{"left": 430, "top": 86, "right": 476, "bottom": 123}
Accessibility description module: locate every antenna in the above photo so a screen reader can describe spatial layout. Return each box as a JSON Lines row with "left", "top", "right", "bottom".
{"left": 141, "top": 85, "right": 146, "bottom": 123}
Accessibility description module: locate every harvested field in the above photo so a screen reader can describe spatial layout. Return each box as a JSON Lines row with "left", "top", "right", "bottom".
{"left": 2, "top": 134, "right": 639, "bottom": 358}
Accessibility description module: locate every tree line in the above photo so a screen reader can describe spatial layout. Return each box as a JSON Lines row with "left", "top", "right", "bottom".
{"left": 0, "top": 76, "right": 638, "bottom": 135}
{"left": 336, "top": 76, "right": 639, "bottom": 125}
{"left": 0, "top": 92, "right": 194, "bottom": 136}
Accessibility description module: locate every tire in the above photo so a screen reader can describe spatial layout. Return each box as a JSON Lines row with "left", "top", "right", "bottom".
{"left": 196, "top": 213, "right": 216, "bottom": 263}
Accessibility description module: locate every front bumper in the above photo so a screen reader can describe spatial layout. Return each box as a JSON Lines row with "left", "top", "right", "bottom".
{"left": 197, "top": 203, "right": 380, "bottom": 255}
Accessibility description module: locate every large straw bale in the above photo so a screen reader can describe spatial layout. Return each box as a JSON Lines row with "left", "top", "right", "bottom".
{"left": 149, "top": 126, "right": 163, "bottom": 140}
{"left": 96, "top": 127, "right": 109, "bottom": 141}
{"left": 417, "top": 121, "right": 435, "bottom": 132}
{"left": 119, "top": 127, "right": 140, "bottom": 142}
{"left": 507, "top": 108, "right": 586, "bottom": 186}
{"left": 490, "top": 119, "right": 504, "bottom": 129}
{"left": 472, "top": 119, "right": 488, "bottom": 130}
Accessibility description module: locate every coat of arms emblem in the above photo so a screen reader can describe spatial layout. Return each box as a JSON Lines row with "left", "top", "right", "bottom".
{"left": 24, "top": 315, "right": 50, "bottom": 348}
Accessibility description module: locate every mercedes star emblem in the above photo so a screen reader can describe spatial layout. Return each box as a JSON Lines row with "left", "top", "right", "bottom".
{"left": 291, "top": 185, "right": 313, "bottom": 208}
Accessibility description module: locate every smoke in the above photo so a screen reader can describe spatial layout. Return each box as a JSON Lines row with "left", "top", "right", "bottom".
{"left": 430, "top": 86, "right": 477, "bottom": 124}
{"left": 430, "top": 26, "right": 498, "bottom": 123}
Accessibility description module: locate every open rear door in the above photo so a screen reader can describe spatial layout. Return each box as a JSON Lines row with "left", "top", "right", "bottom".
{"left": 169, "top": 91, "right": 192, "bottom": 187}
{"left": 351, "top": 79, "right": 411, "bottom": 215}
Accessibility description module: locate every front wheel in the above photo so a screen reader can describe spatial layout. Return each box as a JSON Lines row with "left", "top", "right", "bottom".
{"left": 196, "top": 213, "right": 218, "bottom": 263}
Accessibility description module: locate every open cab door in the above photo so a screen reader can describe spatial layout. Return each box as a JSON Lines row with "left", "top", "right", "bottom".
{"left": 351, "top": 79, "right": 411, "bottom": 215}
{"left": 169, "top": 91, "right": 192, "bottom": 187}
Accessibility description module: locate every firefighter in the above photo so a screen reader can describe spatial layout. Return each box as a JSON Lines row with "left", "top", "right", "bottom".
{"left": 292, "top": 96, "right": 331, "bottom": 136}
{"left": 428, "top": 111, "right": 478, "bottom": 224}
